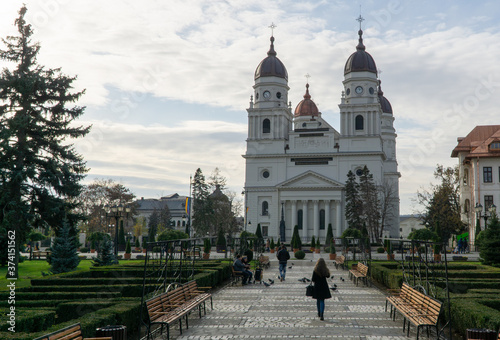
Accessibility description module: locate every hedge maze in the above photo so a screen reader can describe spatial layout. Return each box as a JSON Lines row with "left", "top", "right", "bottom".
{"left": 0, "top": 260, "right": 232, "bottom": 339}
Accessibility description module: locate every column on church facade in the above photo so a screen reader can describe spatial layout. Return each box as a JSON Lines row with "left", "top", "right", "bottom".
{"left": 335, "top": 201, "right": 342, "bottom": 237}
{"left": 302, "top": 200, "right": 308, "bottom": 240}
{"left": 324, "top": 200, "right": 331, "bottom": 239}
{"left": 313, "top": 200, "right": 319, "bottom": 240}
{"left": 291, "top": 200, "right": 297, "bottom": 232}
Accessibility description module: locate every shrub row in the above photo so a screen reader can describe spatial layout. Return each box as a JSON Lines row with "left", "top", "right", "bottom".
{"left": 444, "top": 297, "right": 500, "bottom": 336}
{"left": 0, "top": 308, "right": 56, "bottom": 332}
{"left": 0, "top": 291, "right": 121, "bottom": 301}
{"left": 31, "top": 277, "right": 144, "bottom": 286}
{"left": 22, "top": 284, "right": 154, "bottom": 297}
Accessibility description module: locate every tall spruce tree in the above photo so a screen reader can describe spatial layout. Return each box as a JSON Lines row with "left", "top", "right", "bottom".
{"left": 359, "top": 166, "right": 381, "bottom": 241}
{"left": 49, "top": 219, "right": 80, "bottom": 274}
{"left": 345, "top": 170, "right": 363, "bottom": 229}
{"left": 0, "top": 7, "right": 90, "bottom": 266}
{"left": 191, "top": 168, "right": 211, "bottom": 236}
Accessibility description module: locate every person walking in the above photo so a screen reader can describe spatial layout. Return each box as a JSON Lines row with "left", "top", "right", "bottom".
{"left": 276, "top": 244, "right": 290, "bottom": 281}
{"left": 311, "top": 258, "right": 332, "bottom": 320}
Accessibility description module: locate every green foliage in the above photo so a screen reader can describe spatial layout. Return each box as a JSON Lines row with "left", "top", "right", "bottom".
{"left": 416, "top": 165, "right": 465, "bottom": 242}
{"left": 316, "top": 238, "right": 321, "bottom": 249}
{"left": 294, "top": 250, "right": 305, "bottom": 259}
{"left": 203, "top": 238, "right": 211, "bottom": 254}
{"left": 478, "top": 214, "right": 500, "bottom": 266}
{"left": 310, "top": 235, "right": 316, "bottom": 248}
{"left": 157, "top": 229, "right": 188, "bottom": 241}
{"left": 345, "top": 170, "right": 362, "bottom": 229}
{"left": 135, "top": 238, "right": 140, "bottom": 248}
{"left": 243, "top": 249, "right": 253, "bottom": 262}
{"left": 49, "top": 220, "right": 80, "bottom": 274}
{"left": 92, "top": 237, "right": 118, "bottom": 267}
{"left": 118, "top": 224, "right": 126, "bottom": 246}
{"left": 325, "top": 224, "right": 333, "bottom": 247}
{"left": 377, "top": 247, "right": 385, "bottom": 253}
{"left": 255, "top": 223, "right": 263, "bottom": 240}
{"left": 270, "top": 238, "right": 275, "bottom": 249}
{"left": 330, "top": 243, "right": 336, "bottom": 254}
{"left": 291, "top": 225, "right": 302, "bottom": 249}
{"left": 125, "top": 239, "right": 131, "bottom": 254}
{"left": 0, "top": 6, "right": 90, "bottom": 266}
{"left": 216, "top": 228, "right": 226, "bottom": 247}
{"left": 383, "top": 239, "right": 393, "bottom": 254}
{"left": 342, "top": 227, "right": 362, "bottom": 239}
{"left": 408, "top": 227, "right": 436, "bottom": 241}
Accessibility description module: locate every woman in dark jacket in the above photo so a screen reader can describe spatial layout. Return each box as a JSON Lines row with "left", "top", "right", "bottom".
{"left": 311, "top": 258, "right": 331, "bottom": 320}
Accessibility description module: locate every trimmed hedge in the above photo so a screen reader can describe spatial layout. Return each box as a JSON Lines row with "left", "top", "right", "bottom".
{"left": 445, "top": 297, "right": 500, "bottom": 336}
{"left": 0, "top": 308, "right": 56, "bottom": 332}
{"left": 0, "top": 291, "right": 121, "bottom": 301}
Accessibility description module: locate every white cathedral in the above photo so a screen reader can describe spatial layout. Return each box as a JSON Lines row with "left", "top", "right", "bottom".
{"left": 243, "top": 26, "right": 400, "bottom": 242}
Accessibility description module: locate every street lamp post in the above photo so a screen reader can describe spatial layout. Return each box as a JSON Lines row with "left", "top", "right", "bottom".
{"left": 105, "top": 203, "right": 131, "bottom": 256}
{"left": 475, "top": 203, "right": 496, "bottom": 230}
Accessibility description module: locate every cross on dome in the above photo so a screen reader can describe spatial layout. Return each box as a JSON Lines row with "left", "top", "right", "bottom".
{"left": 268, "top": 22, "right": 277, "bottom": 36}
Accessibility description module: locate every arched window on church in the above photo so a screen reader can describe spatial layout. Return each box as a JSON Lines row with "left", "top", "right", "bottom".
{"left": 355, "top": 115, "right": 364, "bottom": 130}
{"left": 263, "top": 119, "right": 271, "bottom": 133}
{"left": 319, "top": 209, "right": 325, "bottom": 230}
{"left": 177, "top": 220, "right": 180, "bottom": 227}
{"left": 464, "top": 199, "right": 470, "bottom": 214}
{"left": 262, "top": 201, "right": 268, "bottom": 216}
{"left": 297, "top": 209, "right": 303, "bottom": 230}
{"left": 463, "top": 169, "right": 469, "bottom": 185}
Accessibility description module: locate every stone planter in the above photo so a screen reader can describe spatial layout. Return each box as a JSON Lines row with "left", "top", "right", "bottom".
{"left": 91, "top": 249, "right": 96, "bottom": 253}
{"left": 315, "top": 249, "right": 320, "bottom": 253}
{"left": 433, "top": 254, "right": 441, "bottom": 262}
{"left": 329, "top": 253, "right": 337, "bottom": 260}
{"left": 202, "top": 253, "right": 210, "bottom": 260}
{"left": 270, "top": 249, "right": 275, "bottom": 254}
{"left": 124, "top": 253, "right": 131, "bottom": 260}
{"left": 387, "top": 254, "right": 395, "bottom": 260}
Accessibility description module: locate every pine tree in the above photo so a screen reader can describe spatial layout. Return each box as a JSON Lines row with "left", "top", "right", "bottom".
{"left": 0, "top": 7, "right": 90, "bottom": 265}
{"left": 148, "top": 209, "right": 159, "bottom": 242}
{"left": 359, "top": 166, "right": 380, "bottom": 240}
{"left": 478, "top": 215, "right": 500, "bottom": 266}
{"left": 50, "top": 219, "right": 80, "bottom": 274}
{"left": 345, "top": 171, "right": 363, "bottom": 230}
{"left": 118, "top": 224, "right": 126, "bottom": 246}
{"left": 93, "top": 237, "right": 118, "bottom": 266}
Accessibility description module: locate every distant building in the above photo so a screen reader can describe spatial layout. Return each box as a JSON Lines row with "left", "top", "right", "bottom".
{"left": 451, "top": 125, "right": 500, "bottom": 246}
{"left": 399, "top": 215, "right": 425, "bottom": 239}
{"left": 135, "top": 193, "right": 189, "bottom": 231}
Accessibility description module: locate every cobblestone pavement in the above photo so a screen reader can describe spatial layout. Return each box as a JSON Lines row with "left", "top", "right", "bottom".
{"left": 157, "top": 254, "right": 427, "bottom": 340}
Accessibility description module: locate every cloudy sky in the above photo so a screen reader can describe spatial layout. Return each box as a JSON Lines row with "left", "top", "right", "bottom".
{"left": 1, "top": 0, "right": 500, "bottom": 215}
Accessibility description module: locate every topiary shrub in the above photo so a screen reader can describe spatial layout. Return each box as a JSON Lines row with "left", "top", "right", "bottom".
{"left": 244, "top": 249, "right": 254, "bottom": 262}
{"left": 377, "top": 247, "right": 385, "bottom": 253}
{"left": 294, "top": 250, "right": 305, "bottom": 259}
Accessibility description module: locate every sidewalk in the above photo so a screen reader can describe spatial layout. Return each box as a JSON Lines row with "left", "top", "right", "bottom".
{"left": 165, "top": 253, "right": 419, "bottom": 340}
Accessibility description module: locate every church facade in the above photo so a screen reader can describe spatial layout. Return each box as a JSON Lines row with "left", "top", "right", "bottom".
{"left": 243, "top": 27, "right": 400, "bottom": 243}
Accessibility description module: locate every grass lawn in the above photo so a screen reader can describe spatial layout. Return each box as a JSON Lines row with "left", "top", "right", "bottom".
{"left": 0, "top": 259, "right": 145, "bottom": 291}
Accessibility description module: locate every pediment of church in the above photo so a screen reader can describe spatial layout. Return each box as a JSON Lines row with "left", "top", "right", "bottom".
{"left": 276, "top": 171, "right": 344, "bottom": 189}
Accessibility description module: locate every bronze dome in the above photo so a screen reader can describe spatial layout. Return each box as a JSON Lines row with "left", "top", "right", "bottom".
{"left": 294, "top": 84, "right": 319, "bottom": 117}
{"left": 255, "top": 36, "right": 288, "bottom": 81}
{"left": 378, "top": 80, "right": 392, "bottom": 114}
{"left": 344, "top": 30, "right": 377, "bottom": 75}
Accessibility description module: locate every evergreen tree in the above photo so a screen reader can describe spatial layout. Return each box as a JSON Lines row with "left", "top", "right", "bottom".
{"left": 0, "top": 6, "right": 90, "bottom": 266}
{"left": 255, "top": 223, "right": 263, "bottom": 241}
{"left": 345, "top": 171, "right": 363, "bottom": 230}
{"left": 118, "top": 224, "right": 126, "bottom": 246}
{"left": 191, "top": 168, "right": 211, "bottom": 235}
{"left": 325, "top": 223, "right": 334, "bottom": 247}
{"left": 291, "top": 225, "right": 302, "bottom": 249}
{"left": 359, "top": 166, "right": 381, "bottom": 241}
{"left": 93, "top": 237, "right": 118, "bottom": 266}
{"left": 147, "top": 209, "right": 159, "bottom": 242}
{"left": 49, "top": 219, "right": 80, "bottom": 274}
{"left": 477, "top": 214, "right": 500, "bottom": 266}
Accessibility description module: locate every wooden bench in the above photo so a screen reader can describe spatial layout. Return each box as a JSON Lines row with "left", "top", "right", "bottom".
{"left": 33, "top": 322, "right": 111, "bottom": 340}
{"left": 386, "top": 282, "right": 443, "bottom": 340}
{"left": 145, "top": 280, "right": 212, "bottom": 340}
{"left": 333, "top": 255, "right": 345, "bottom": 269}
{"left": 32, "top": 251, "right": 51, "bottom": 259}
{"left": 231, "top": 266, "right": 244, "bottom": 285}
{"left": 349, "top": 262, "right": 369, "bottom": 286}
{"left": 183, "top": 250, "right": 201, "bottom": 259}
{"left": 258, "top": 255, "right": 270, "bottom": 269}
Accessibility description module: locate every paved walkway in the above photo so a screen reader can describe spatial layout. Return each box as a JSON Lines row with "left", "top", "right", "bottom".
{"left": 161, "top": 254, "right": 428, "bottom": 340}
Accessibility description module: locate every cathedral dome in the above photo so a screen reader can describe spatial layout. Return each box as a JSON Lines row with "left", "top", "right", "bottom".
{"left": 294, "top": 84, "right": 319, "bottom": 117}
{"left": 378, "top": 80, "right": 392, "bottom": 114}
{"left": 255, "top": 36, "right": 288, "bottom": 81}
{"left": 344, "top": 29, "right": 377, "bottom": 76}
